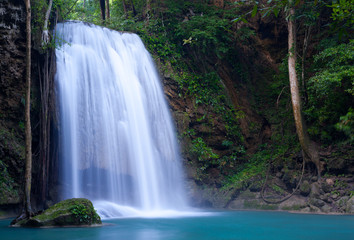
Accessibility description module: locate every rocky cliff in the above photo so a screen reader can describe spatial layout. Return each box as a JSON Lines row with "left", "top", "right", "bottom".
{"left": 0, "top": 0, "right": 26, "bottom": 215}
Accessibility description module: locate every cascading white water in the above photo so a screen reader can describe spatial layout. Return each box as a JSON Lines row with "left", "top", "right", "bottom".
{"left": 55, "top": 21, "right": 188, "bottom": 218}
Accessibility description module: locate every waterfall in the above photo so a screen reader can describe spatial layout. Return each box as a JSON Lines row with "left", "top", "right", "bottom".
{"left": 55, "top": 21, "right": 187, "bottom": 218}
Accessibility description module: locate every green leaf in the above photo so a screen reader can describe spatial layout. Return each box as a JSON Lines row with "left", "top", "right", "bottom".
{"left": 232, "top": 17, "right": 241, "bottom": 22}
{"left": 273, "top": 7, "right": 280, "bottom": 18}
{"left": 241, "top": 18, "right": 249, "bottom": 23}
{"left": 251, "top": 5, "right": 258, "bottom": 17}
{"left": 262, "top": 9, "right": 271, "bottom": 18}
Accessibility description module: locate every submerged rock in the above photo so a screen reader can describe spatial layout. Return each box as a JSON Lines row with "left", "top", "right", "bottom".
{"left": 14, "top": 198, "right": 101, "bottom": 227}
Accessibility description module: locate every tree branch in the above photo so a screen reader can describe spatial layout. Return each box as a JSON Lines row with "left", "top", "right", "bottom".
{"left": 42, "top": 0, "right": 53, "bottom": 47}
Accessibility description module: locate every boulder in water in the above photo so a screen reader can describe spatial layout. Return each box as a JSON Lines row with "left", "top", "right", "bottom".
{"left": 14, "top": 198, "right": 101, "bottom": 227}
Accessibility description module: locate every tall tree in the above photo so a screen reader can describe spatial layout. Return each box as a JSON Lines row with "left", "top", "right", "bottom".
{"left": 99, "top": 0, "right": 106, "bottom": 20}
{"left": 105, "top": 0, "right": 110, "bottom": 20}
{"left": 24, "top": 0, "right": 33, "bottom": 217}
{"left": 122, "top": 0, "right": 136, "bottom": 16}
{"left": 287, "top": 1, "right": 321, "bottom": 178}
{"left": 234, "top": 0, "right": 322, "bottom": 177}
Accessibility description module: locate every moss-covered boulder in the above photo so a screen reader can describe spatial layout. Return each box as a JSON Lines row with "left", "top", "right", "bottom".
{"left": 14, "top": 198, "right": 101, "bottom": 227}
{"left": 299, "top": 180, "right": 311, "bottom": 196}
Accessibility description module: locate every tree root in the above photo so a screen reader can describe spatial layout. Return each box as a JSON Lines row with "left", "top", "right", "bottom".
{"left": 261, "top": 156, "right": 305, "bottom": 204}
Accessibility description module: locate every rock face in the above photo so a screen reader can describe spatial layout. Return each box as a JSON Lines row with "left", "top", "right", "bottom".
{"left": 14, "top": 198, "right": 102, "bottom": 227}
{"left": 299, "top": 180, "right": 311, "bottom": 196}
{"left": 225, "top": 173, "right": 354, "bottom": 214}
{"left": 346, "top": 196, "right": 354, "bottom": 214}
{"left": 0, "top": 0, "right": 26, "bottom": 208}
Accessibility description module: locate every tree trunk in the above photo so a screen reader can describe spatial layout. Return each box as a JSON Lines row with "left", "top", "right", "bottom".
{"left": 122, "top": 0, "right": 136, "bottom": 17}
{"left": 83, "top": 0, "right": 86, "bottom": 18}
{"left": 146, "top": 0, "right": 151, "bottom": 16}
{"left": 122, "top": 0, "right": 127, "bottom": 14}
{"left": 287, "top": 5, "right": 321, "bottom": 178}
{"left": 301, "top": 25, "right": 311, "bottom": 104}
{"left": 213, "top": 0, "right": 224, "bottom": 8}
{"left": 105, "top": 0, "right": 110, "bottom": 20}
{"left": 129, "top": 0, "right": 136, "bottom": 16}
{"left": 24, "top": 0, "right": 33, "bottom": 216}
{"left": 99, "top": 0, "right": 105, "bottom": 21}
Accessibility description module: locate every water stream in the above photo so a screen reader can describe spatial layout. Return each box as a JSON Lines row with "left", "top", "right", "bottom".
{"left": 55, "top": 21, "right": 187, "bottom": 218}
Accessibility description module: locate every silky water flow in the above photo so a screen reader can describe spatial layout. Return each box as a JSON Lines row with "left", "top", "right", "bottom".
{"left": 55, "top": 21, "right": 188, "bottom": 218}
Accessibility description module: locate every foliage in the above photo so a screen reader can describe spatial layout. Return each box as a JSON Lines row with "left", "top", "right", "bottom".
{"left": 305, "top": 41, "right": 354, "bottom": 143}
{"left": 218, "top": 143, "right": 246, "bottom": 171}
{"left": 327, "top": 0, "right": 354, "bottom": 39}
{"left": 223, "top": 147, "right": 269, "bottom": 190}
{"left": 336, "top": 108, "right": 354, "bottom": 142}
{"left": 175, "top": 71, "right": 223, "bottom": 105}
{"left": 0, "top": 160, "right": 19, "bottom": 204}
{"left": 70, "top": 203, "right": 100, "bottom": 224}
{"left": 176, "top": 13, "right": 232, "bottom": 58}
{"left": 66, "top": 0, "right": 102, "bottom": 24}
{"left": 190, "top": 137, "right": 219, "bottom": 172}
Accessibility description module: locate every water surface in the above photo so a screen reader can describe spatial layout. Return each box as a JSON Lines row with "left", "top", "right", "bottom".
{"left": 2, "top": 211, "right": 353, "bottom": 240}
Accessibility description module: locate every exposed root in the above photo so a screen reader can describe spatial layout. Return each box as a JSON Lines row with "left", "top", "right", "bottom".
{"left": 261, "top": 156, "right": 305, "bottom": 204}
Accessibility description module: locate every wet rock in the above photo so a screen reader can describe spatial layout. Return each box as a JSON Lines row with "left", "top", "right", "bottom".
{"left": 300, "top": 180, "right": 311, "bottom": 196}
{"left": 320, "top": 193, "right": 332, "bottom": 203}
{"left": 310, "top": 198, "right": 325, "bottom": 208}
{"left": 321, "top": 204, "right": 332, "bottom": 213}
{"left": 337, "top": 196, "right": 349, "bottom": 209}
{"left": 309, "top": 205, "right": 321, "bottom": 213}
{"left": 300, "top": 207, "right": 311, "bottom": 213}
{"left": 13, "top": 198, "right": 101, "bottom": 227}
{"left": 310, "top": 176, "right": 318, "bottom": 182}
{"left": 249, "top": 181, "right": 263, "bottom": 192}
{"left": 326, "top": 178, "right": 335, "bottom": 186}
{"left": 239, "top": 190, "right": 258, "bottom": 199}
{"left": 345, "top": 196, "right": 354, "bottom": 214}
{"left": 310, "top": 182, "right": 321, "bottom": 198}
{"left": 228, "top": 199, "right": 245, "bottom": 209}
{"left": 338, "top": 190, "right": 346, "bottom": 196}
{"left": 321, "top": 182, "right": 332, "bottom": 193}
{"left": 279, "top": 196, "right": 307, "bottom": 211}
{"left": 331, "top": 193, "right": 339, "bottom": 200}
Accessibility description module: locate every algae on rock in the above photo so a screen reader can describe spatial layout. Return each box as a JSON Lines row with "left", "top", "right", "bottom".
{"left": 13, "top": 198, "right": 101, "bottom": 227}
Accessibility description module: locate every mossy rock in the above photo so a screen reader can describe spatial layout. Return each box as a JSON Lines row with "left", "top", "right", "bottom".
{"left": 15, "top": 198, "right": 102, "bottom": 227}
{"left": 299, "top": 180, "right": 311, "bottom": 196}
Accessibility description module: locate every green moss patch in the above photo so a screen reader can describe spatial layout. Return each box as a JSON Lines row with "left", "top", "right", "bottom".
{"left": 15, "top": 198, "right": 101, "bottom": 227}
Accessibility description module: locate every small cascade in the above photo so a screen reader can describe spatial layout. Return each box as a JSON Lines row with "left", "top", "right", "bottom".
{"left": 55, "top": 21, "right": 187, "bottom": 218}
